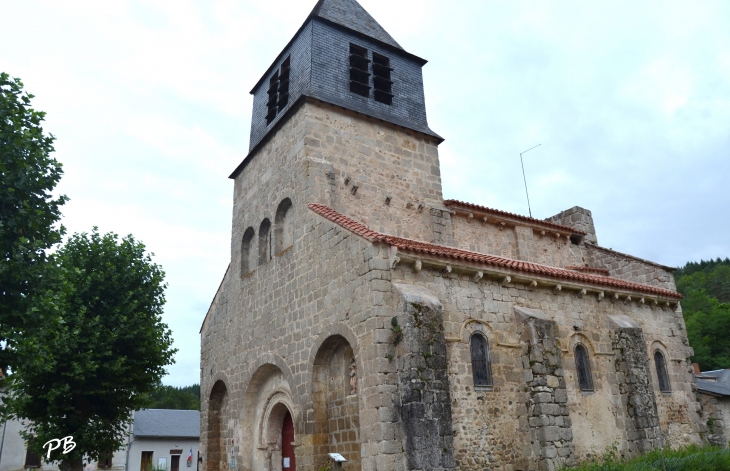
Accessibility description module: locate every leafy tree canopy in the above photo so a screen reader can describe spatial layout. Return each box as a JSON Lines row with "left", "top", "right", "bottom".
{"left": 677, "top": 258, "right": 730, "bottom": 370}
{"left": 0, "top": 72, "right": 67, "bottom": 371}
{"left": 147, "top": 383, "right": 200, "bottom": 410}
{"left": 2, "top": 229, "right": 176, "bottom": 471}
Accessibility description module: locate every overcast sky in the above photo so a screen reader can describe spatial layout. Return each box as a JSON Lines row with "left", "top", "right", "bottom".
{"left": 2, "top": 0, "right": 728, "bottom": 387}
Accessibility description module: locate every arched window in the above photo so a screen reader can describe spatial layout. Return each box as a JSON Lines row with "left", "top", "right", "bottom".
{"left": 258, "top": 219, "right": 271, "bottom": 266}
{"left": 274, "top": 198, "right": 293, "bottom": 255}
{"left": 470, "top": 333, "right": 492, "bottom": 388}
{"left": 655, "top": 350, "right": 671, "bottom": 392}
{"left": 241, "top": 227, "right": 255, "bottom": 276}
{"left": 575, "top": 344, "right": 593, "bottom": 391}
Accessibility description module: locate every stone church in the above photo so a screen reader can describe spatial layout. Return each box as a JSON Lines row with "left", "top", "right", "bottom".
{"left": 199, "top": 1, "right": 715, "bottom": 470}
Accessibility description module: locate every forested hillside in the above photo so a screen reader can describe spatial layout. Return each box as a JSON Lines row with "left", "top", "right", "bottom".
{"left": 676, "top": 258, "right": 730, "bottom": 371}
{"left": 147, "top": 383, "right": 200, "bottom": 410}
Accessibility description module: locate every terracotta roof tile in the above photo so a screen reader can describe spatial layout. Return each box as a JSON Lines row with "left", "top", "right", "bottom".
{"left": 308, "top": 203, "right": 681, "bottom": 300}
{"left": 566, "top": 266, "right": 611, "bottom": 276}
{"left": 443, "top": 199, "right": 587, "bottom": 236}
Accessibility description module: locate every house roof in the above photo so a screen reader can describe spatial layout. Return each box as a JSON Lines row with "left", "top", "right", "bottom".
{"left": 697, "top": 379, "right": 730, "bottom": 397}
{"left": 443, "top": 200, "right": 588, "bottom": 236}
{"left": 307, "top": 203, "right": 682, "bottom": 300}
{"left": 309, "top": 0, "right": 402, "bottom": 49}
{"left": 133, "top": 410, "right": 200, "bottom": 439}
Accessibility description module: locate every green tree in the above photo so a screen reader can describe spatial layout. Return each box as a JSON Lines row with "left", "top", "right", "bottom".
{"left": 677, "top": 258, "right": 730, "bottom": 370}
{"left": 2, "top": 230, "right": 176, "bottom": 471}
{"left": 0, "top": 72, "right": 67, "bottom": 372}
{"left": 148, "top": 383, "right": 200, "bottom": 410}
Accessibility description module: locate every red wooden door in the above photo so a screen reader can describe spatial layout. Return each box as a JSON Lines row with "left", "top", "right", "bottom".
{"left": 282, "top": 411, "right": 296, "bottom": 470}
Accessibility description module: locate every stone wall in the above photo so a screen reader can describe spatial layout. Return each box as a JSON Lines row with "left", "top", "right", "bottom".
{"left": 391, "top": 263, "right": 702, "bottom": 470}
{"left": 392, "top": 284, "right": 456, "bottom": 471}
{"left": 545, "top": 207, "right": 597, "bottom": 244}
{"left": 516, "top": 307, "right": 575, "bottom": 471}
{"left": 608, "top": 316, "right": 663, "bottom": 454}
{"left": 303, "top": 100, "right": 446, "bottom": 242}
{"left": 584, "top": 245, "right": 677, "bottom": 291}
{"left": 698, "top": 393, "right": 729, "bottom": 446}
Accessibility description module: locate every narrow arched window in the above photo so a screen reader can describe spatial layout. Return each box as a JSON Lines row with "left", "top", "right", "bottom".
{"left": 258, "top": 218, "right": 271, "bottom": 266}
{"left": 470, "top": 333, "right": 492, "bottom": 388}
{"left": 241, "top": 227, "right": 255, "bottom": 276}
{"left": 655, "top": 350, "right": 671, "bottom": 392}
{"left": 274, "top": 198, "right": 293, "bottom": 255}
{"left": 575, "top": 344, "right": 593, "bottom": 391}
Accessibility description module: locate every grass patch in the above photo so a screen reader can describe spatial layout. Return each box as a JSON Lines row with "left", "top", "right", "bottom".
{"left": 567, "top": 445, "right": 730, "bottom": 471}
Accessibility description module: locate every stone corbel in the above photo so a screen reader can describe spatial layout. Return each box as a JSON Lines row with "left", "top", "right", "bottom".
{"left": 482, "top": 216, "right": 489, "bottom": 226}
{"left": 529, "top": 280, "right": 538, "bottom": 290}
{"left": 639, "top": 297, "right": 645, "bottom": 305}
{"left": 472, "top": 271, "right": 484, "bottom": 282}
{"left": 597, "top": 291, "right": 605, "bottom": 302}
{"left": 499, "top": 222, "right": 506, "bottom": 231}
{"left": 390, "top": 256, "right": 401, "bottom": 269}
{"left": 625, "top": 295, "right": 632, "bottom": 304}
{"left": 553, "top": 284, "right": 562, "bottom": 294}
{"left": 501, "top": 276, "right": 511, "bottom": 286}
{"left": 578, "top": 288, "right": 587, "bottom": 298}
{"left": 467, "top": 212, "right": 474, "bottom": 223}
{"left": 413, "top": 260, "right": 422, "bottom": 273}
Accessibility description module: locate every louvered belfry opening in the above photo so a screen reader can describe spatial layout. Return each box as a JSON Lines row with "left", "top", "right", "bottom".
{"left": 372, "top": 52, "right": 393, "bottom": 105}
{"left": 349, "top": 43, "right": 371, "bottom": 97}
{"left": 277, "top": 57, "right": 290, "bottom": 113}
{"left": 266, "top": 55, "right": 291, "bottom": 125}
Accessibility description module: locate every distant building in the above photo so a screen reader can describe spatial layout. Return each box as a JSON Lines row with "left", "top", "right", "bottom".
{"left": 695, "top": 366, "right": 730, "bottom": 446}
{"left": 127, "top": 410, "right": 200, "bottom": 471}
{"left": 0, "top": 410, "right": 199, "bottom": 471}
{"left": 199, "top": 0, "right": 717, "bottom": 469}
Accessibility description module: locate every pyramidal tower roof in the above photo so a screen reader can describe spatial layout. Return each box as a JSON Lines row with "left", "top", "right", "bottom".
{"left": 309, "top": 0, "right": 402, "bottom": 49}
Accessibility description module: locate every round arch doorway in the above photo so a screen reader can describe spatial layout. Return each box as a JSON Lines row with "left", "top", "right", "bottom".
{"left": 281, "top": 411, "right": 296, "bottom": 470}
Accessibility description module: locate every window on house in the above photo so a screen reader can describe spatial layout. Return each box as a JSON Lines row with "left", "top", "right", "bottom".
{"left": 349, "top": 43, "right": 371, "bottom": 97}
{"left": 24, "top": 446, "right": 41, "bottom": 468}
{"left": 470, "top": 333, "right": 492, "bottom": 388}
{"left": 655, "top": 350, "right": 671, "bottom": 393}
{"left": 575, "top": 344, "right": 593, "bottom": 391}
{"left": 266, "top": 55, "right": 291, "bottom": 125}
{"left": 98, "top": 452, "right": 113, "bottom": 469}
{"left": 141, "top": 452, "right": 153, "bottom": 471}
{"left": 372, "top": 52, "right": 393, "bottom": 105}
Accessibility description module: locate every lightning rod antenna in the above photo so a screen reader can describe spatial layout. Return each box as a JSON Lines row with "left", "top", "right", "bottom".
{"left": 519, "top": 144, "right": 541, "bottom": 218}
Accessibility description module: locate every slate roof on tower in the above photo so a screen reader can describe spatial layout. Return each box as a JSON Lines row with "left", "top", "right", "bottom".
{"left": 309, "top": 0, "right": 403, "bottom": 49}
{"left": 234, "top": 0, "right": 441, "bottom": 178}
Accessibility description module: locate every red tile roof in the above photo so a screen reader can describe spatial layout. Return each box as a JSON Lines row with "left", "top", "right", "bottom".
{"left": 443, "top": 199, "right": 587, "bottom": 236}
{"left": 308, "top": 203, "right": 681, "bottom": 300}
{"left": 566, "top": 266, "right": 611, "bottom": 276}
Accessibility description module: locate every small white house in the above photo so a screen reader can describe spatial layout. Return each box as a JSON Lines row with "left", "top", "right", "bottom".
{"left": 126, "top": 410, "right": 200, "bottom": 471}
{"left": 0, "top": 410, "right": 199, "bottom": 471}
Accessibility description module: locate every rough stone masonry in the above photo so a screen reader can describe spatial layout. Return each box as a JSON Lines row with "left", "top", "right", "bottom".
{"left": 199, "top": 1, "right": 717, "bottom": 470}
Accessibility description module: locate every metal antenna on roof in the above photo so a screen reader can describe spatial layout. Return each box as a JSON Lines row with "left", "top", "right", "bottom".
{"left": 519, "top": 144, "right": 541, "bottom": 218}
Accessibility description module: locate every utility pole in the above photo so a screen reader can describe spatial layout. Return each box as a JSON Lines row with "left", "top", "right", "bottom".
{"left": 520, "top": 144, "right": 541, "bottom": 218}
